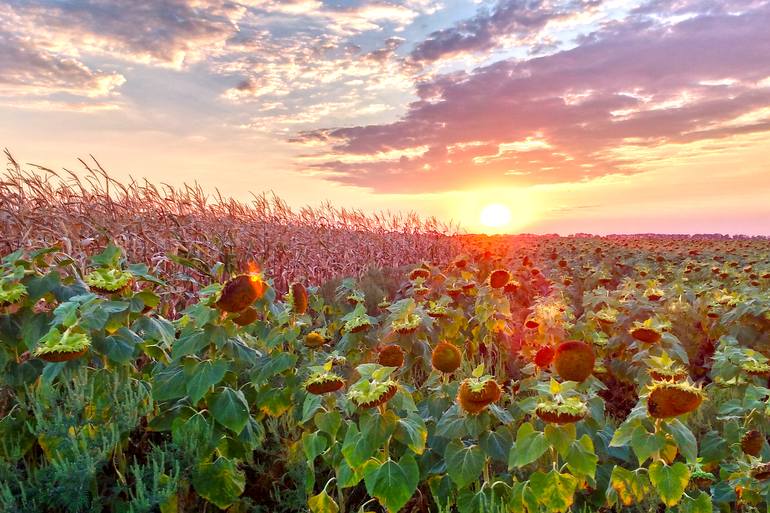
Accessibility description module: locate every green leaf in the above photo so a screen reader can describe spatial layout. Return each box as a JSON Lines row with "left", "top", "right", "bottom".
{"left": 252, "top": 352, "right": 298, "bottom": 383}
{"left": 545, "top": 423, "right": 576, "bottom": 459}
{"left": 509, "top": 422, "right": 549, "bottom": 468}
{"left": 610, "top": 416, "right": 642, "bottom": 447}
{"left": 444, "top": 440, "right": 485, "bottom": 489}
{"left": 308, "top": 490, "right": 339, "bottom": 513}
{"left": 436, "top": 405, "right": 467, "bottom": 439}
{"left": 171, "top": 329, "right": 209, "bottom": 360}
{"left": 360, "top": 410, "right": 397, "bottom": 449}
{"left": 362, "top": 454, "right": 419, "bottom": 513}
{"left": 699, "top": 430, "right": 729, "bottom": 465}
{"left": 209, "top": 387, "right": 250, "bottom": 434}
{"left": 342, "top": 423, "right": 374, "bottom": 468}
{"left": 630, "top": 425, "right": 666, "bottom": 466}
{"left": 566, "top": 435, "right": 597, "bottom": 479}
{"left": 394, "top": 413, "right": 427, "bottom": 455}
{"left": 103, "top": 327, "right": 141, "bottom": 364}
{"left": 336, "top": 458, "right": 363, "bottom": 488}
{"left": 152, "top": 365, "right": 187, "bottom": 401}
{"left": 528, "top": 470, "right": 577, "bottom": 513}
{"left": 191, "top": 457, "right": 245, "bottom": 510}
{"left": 664, "top": 419, "right": 698, "bottom": 464}
{"left": 609, "top": 466, "right": 650, "bottom": 507}
{"left": 91, "top": 243, "right": 122, "bottom": 267}
{"left": 480, "top": 426, "right": 513, "bottom": 463}
{"left": 302, "top": 393, "right": 323, "bottom": 423}
{"left": 186, "top": 359, "right": 229, "bottom": 404}
{"left": 648, "top": 461, "right": 690, "bottom": 507}
{"left": 302, "top": 431, "right": 329, "bottom": 461}
{"left": 680, "top": 491, "right": 713, "bottom": 513}
{"left": 315, "top": 411, "right": 342, "bottom": 441}
{"left": 457, "top": 487, "right": 493, "bottom": 513}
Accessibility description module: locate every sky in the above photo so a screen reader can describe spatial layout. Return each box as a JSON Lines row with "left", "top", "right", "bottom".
{"left": 1, "top": 0, "right": 769, "bottom": 235}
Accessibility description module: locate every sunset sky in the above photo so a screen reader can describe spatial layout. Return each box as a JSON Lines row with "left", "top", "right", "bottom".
{"left": 1, "top": 0, "right": 769, "bottom": 235}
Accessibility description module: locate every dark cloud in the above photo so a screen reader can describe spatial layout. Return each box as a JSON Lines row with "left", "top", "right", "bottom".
{"left": 296, "top": 1, "right": 770, "bottom": 193}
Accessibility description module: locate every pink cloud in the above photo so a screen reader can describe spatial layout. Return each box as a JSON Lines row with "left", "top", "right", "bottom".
{"left": 294, "top": 2, "right": 770, "bottom": 193}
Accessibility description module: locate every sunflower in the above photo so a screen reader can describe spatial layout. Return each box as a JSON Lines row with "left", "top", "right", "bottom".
{"left": 457, "top": 376, "right": 501, "bottom": 415}
{"left": 553, "top": 340, "right": 595, "bottom": 382}
{"left": 535, "top": 397, "right": 588, "bottom": 425}
{"left": 431, "top": 341, "right": 461, "bottom": 373}
{"left": 647, "top": 381, "right": 704, "bottom": 419}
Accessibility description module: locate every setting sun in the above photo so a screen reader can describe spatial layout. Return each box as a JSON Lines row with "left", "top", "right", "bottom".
{"left": 480, "top": 204, "right": 512, "bottom": 228}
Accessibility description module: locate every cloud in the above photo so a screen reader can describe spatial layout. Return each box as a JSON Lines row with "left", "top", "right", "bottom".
{"left": 294, "top": 1, "right": 770, "bottom": 193}
{"left": 408, "top": 0, "right": 604, "bottom": 64}
{"left": 0, "top": 29, "right": 125, "bottom": 105}
{"left": 1, "top": 0, "right": 243, "bottom": 68}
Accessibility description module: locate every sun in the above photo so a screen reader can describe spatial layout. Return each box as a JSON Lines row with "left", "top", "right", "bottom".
{"left": 480, "top": 204, "right": 512, "bottom": 228}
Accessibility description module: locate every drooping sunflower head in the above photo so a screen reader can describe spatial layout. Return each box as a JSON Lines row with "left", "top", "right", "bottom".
{"left": 0, "top": 279, "right": 27, "bottom": 306}
{"left": 457, "top": 375, "right": 501, "bottom": 415}
{"left": 741, "top": 360, "right": 770, "bottom": 378}
{"left": 85, "top": 268, "right": 133, "bottom": 293}
{"left": 347, "top": 364, "right": 399, "bottom": 409}
{"left": 535, "top": 397, "right": 588, "bottom": 425}
{"left": 233, "top": 307, "right": 258, "bottom": 326}
{"left": 33, "top": 327, "right": 91, "bottom": 362}
{"left": 387, "top": 298, "right": 423, "bottom": 335}
{"left": 378, "top": 344, "right": 405, "bottom": 368}
{"left": 409, "top": 267, "right": 431, "bottom": 281}
{"left": 751, "top": 462, "right": 770, "bottom": 481}
{"left": 741, "top": 430, "right": 764, "bottom": 457}
{"left": 630, "top": 317, "right": 671, "bottom": 344}
{"left": 534, "top": 345, "right": 555, "bottom": 369}
{"left": 305, "top": 371, "right": 345, "bottom": 395}
{"left": 646, "top": 381, "right": 704, "bottom": 419}
{"left": 646, "top": 352, "right": 688, "bottom": 382}
{"left": 216, "top": 273, "right": 264, "bottom": 312}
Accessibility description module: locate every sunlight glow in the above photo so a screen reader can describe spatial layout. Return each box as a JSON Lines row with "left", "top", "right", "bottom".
{"left": 480, "top": 204, "right": 512, "bottom": 228}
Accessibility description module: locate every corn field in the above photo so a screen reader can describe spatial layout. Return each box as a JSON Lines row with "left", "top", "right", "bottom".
{"left": 0, "top": 149, "right": 460, "bottom": 311}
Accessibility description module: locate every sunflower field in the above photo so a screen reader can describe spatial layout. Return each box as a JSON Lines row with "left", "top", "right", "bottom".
{"left": 2, "top": 234, "right": 770, "bottom": 513}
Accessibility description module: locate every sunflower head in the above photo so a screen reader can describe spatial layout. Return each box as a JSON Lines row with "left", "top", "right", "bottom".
{"left": 489, "top": 269, "right": 510, "bottom": 289}
{"left": 347, "top": 364, "right": 399, "bottom": 409}
{"left": 534, "top": 345, "right": 555, "bottom": 368}
{"left": 0, "top": 280, "right": 27, "bottom": 306}
{"left": 646, "top": 381, "right": 704, "bottom": 419}
{"left": 431, "top": 341, "right": 462, "bottom": 373}
{"left": 742, "top": 430, "right": 764, "bottom": 457}
{"left": 216, "top": 274, "right": 263, "bottom": 312}
{"left": 751, "top": 462, "right": 770, "bottom": 481}
{"left": 290, "top": 282, "right": 308, "bottom": 315}
{"left": 378, "top": 344, "right": 405, "bottom": 368}
{"left": 535, "top": 397, "right": 588, "bottom": 425}
{"left": 742, "top": 361, "right": 770, "bottom": 378}
{"left": 630, "top": 317, "right": 671, "bottom": 344}
{"left": 85, "top": 268, "right": 133, "bottom": 293}
{"left": 305, "top": 371, "right": 345, "bottom": 395}
{"left": 33, "top": 327, "right": 91, "bottom": 362}
{"left": 646, "top": 352, "right": 688, "bottom": 382}
{"left": 233, "top": 307, "right": 258, "bottom": 326}
{"left": 304, "top": 331, "right": 327, "bottom": 348}
{"left": 457, "top": 371, "right": 501, "bottom": 415}
{"left": 553, "top": 340, "right": 595, "bottom": 382}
